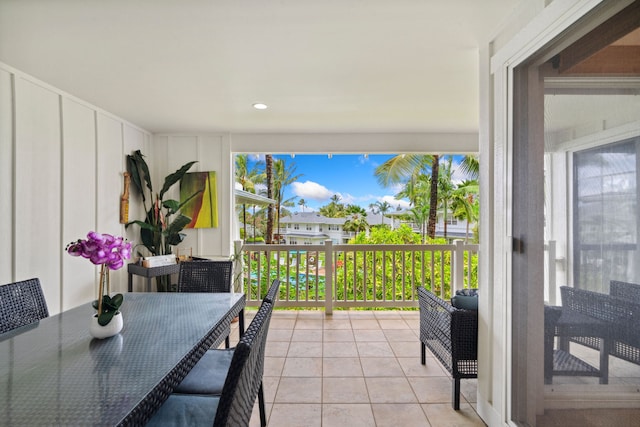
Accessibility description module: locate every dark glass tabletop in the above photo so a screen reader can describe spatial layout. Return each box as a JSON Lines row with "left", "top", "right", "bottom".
{"left": 0, "top": 292, "right": 245, "bottom": 426}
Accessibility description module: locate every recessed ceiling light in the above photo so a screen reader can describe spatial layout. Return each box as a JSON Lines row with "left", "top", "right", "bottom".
{"left": 252, "top": 103, "right": 268, "bottom": 110}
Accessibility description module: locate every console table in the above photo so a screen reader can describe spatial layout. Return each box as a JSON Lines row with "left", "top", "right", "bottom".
{"left": 127, "top": 263, "right": 181, "bottom": 292}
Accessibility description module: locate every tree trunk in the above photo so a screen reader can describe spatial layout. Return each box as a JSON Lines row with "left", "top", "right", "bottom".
{"left": 427, "top": 155, "right": 439, "bottom": 239}
{"left": 242, "top": 204, "right": 247, "bottom": 241}
{"left": 265, "top": 155, "right": 274, "bottom": 244}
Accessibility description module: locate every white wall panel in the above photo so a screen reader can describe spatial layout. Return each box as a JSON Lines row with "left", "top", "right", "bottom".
{"left": 153, "top": 134, "right": 232, "bottom": 259}
{"left": 122, "top": 122, "right": 146, "bottom": 252}
{"left": 2, "top": 62, "right": 152, "bottom": 310}
{"left": 121, "top": 125, "right": 150, "bottom": 290}
{"left": 61, "top": 98, "right": 97, "bottom": 309}
{"left": 0, "top": 69, "right": 13, "bottom": 285}
{"left": 97, "top": 120, "right": 130, "bottom": 293}
{"left": 14, "top": 77, "right": 62, "bottom": 313}
{"left": 167, "top": 136, "right": 199, "bottom": 257}
{"left": 199, "top": 135, "right": 230, "bottom": 257}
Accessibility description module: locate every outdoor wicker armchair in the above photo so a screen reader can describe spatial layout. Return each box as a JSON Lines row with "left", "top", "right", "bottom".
{"left": 172, "top": 278, "right": 280, "bottom": 427}
{"left": 418, "top": 286, "right": 478, "bottom": 410}
{"left": 178, "top": 260, "right": 233, "bottom": 347}
{"left": 0, "top": 278, "right": 49, "bottom": 334}
{"left": 146, "top": 299, "right": 274, "bottom": 426}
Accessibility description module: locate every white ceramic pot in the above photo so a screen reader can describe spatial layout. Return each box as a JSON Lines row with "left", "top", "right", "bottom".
{"left": 89, "top": 312, "right": 123, "bottom": 339}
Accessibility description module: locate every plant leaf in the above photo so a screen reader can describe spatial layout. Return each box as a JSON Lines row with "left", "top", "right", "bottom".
{"left": 111, "top": 293, "right": 124, "bottom": 309}
{"left": 126, "top": 220, "right": 157, "bottom": 231}
{"left": 133, "top": 150, "right": 153, "bottom": 194}
{"left": 162, "top": 199, "right": 180, "bottom": 215}
{"left": 126, "top": 154, "right": 146, "bottom": 204}
{"left": 166, "top": 214, "right": 191, "bottom": 237}
{"left": 97, "top": 311, "right": 115, "bottom": 326}
{"left": 159, "top": 161, "right": 197, "bottom": 200}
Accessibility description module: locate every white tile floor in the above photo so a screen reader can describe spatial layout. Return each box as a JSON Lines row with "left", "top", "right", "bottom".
{"left": 230, "top": 309, "right": 486, "bottom": 427}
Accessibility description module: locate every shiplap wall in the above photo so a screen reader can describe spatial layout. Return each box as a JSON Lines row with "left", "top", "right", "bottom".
{"left": 0, "top": 63, "right": 151, "bottom": 315}
{"left": 152, "top": 135, "right": 233, "bottom": 259}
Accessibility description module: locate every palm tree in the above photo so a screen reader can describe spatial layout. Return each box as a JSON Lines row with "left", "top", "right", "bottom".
{"left": 427, "top": 154, "right": 440, "bottom": 239}
{"left": 460, "top": 155, "right": 479, "bottom": 180}
{"left": 374, "top": 201, "right": 391, "bottom": 225}
{"left": 410, "top": 204, "right": 430, "bottom": 243}
{"left": 265, "top": 155, "right": 274, "bottom": 243}
{"left": 320, "top": 194, "right": 345, "bottom": 218}
{"left": 235, "top": 154, "right": 265, "bottom": 240}
{"left": 273, "top": 158, "right": 302, "bottom": 239}
{"left": 345, "top": 204, "right": 367, "bottom": 216}
{"left": 375, "top": 154, "right": 440, "bottom": 238}
{"left": 343, "top": 213, "right": 369, "bottom": 234}
{"left": 451, "top": 179, "right": 479, "bottom": 243}
{"left": 436, "top": 156, "right": 455, "bottom": 239}
{"left": 298, "top": 198, "right": 307, "bottom": 212}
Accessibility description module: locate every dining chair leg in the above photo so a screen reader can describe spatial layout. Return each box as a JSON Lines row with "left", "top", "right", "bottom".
{"left": 225, "top": 336, "right": 230, "bottom": 349}
{"left": 258, "top": 382, "right": 266, "bottom": 427}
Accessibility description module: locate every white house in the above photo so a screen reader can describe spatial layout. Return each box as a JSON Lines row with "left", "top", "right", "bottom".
{"left": 277, "top": 210, "right": 473, "bottom": 244}
{"left": 278, "top": 212, "right": 349, "bottom": 245}
{"left": 1, "top": 1, "right": 639, "bottom": 425}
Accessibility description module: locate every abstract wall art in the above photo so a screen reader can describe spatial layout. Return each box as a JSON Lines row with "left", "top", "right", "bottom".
{"left": 180, "top": 171, "right": 218, "bottom": 228}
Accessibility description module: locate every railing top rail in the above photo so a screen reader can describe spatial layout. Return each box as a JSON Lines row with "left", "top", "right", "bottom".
{"left": 332, "top": 243, "right": 475, "bottom": 251}
{"left": 243, "top": 243, "right": 479, "bottom": 251}
{"left": 243, "top": 243, "right": 327, "bottom": 251}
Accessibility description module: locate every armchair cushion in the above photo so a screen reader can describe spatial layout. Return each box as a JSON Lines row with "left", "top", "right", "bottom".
{"left": 147, "top": 395, "right": 219, "bottom": 426}
{"left": 173, "top": 349, "right": 234, "bottom": 395}
{"left": 451, "top": 289, "right": 478, "bottom": 310}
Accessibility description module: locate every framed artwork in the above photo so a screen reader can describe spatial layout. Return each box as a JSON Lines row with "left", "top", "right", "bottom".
{"left": 180, "top": 171, "right": 218, "bottom": 228}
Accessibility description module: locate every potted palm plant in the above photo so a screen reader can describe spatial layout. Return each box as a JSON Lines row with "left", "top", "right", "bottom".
{"left": 126, "top": 150, "right": 200, "bottom": 291}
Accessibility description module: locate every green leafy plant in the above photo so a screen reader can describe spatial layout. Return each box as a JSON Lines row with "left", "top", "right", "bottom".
{"left": 126, "top": 150, "right": 200, "bottom": 291}
{"left": 126, "top": 150, "right": 199, "bottom": 258}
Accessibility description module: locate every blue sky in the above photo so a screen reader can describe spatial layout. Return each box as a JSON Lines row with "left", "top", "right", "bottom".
{"left": 239, "top": 154, "right": 468, "bottom": 213}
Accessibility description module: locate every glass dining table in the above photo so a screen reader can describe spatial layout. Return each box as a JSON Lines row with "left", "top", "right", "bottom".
{"left": 0, "top": 292, "right": 245, "bottom": 426}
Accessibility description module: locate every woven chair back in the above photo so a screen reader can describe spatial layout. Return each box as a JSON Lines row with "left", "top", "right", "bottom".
{"left": 213, "top": 300, "right": 273, "bottom": 426}
{"left": 177, "top": 260, "right": 233, "bottom": 293}
{"left": 0, "top": 278, "right": 49, "bottom": 334}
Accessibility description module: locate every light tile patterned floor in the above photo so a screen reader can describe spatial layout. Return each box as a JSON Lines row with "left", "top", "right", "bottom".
{"left": 231, "top": 309, "right": 486, "bottom": 427}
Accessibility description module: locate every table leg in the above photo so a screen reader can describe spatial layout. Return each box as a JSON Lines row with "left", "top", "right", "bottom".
{"left": 599, "top": 338, "right": 609, "bottom": 384}
{"left": 239, "top": 308, "right": 245, "bottom": 339}
{"left": 147, "top": 277, "right": 152, "bottom": 292}
{"left": 128, "top": 273, "right": 133, "bottom": 292}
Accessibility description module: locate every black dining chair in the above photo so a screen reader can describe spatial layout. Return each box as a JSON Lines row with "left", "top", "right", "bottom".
{"left": 178, "top": 260, "right": 234, "bottom": 347}
{"left": 0, "top": 278, "right": 49, "bottom": 334}
{"left": 146, "top": 299, "right": 274, "bottom": 427}
{"left": 172, "top": 279, "right": 280, "bottom": 427}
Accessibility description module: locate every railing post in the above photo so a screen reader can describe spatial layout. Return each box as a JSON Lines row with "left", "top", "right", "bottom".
{"left": 233, "top": 240, "right": 245, "bottom": 293}
{"left": 324, "top": 239, "right": 333, "bottom": 315}
{"left": 452, "top": 240, "right": 464, "bottom": 293}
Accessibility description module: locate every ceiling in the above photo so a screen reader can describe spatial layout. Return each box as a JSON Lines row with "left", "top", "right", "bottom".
{"left": 0, "top": 0, "right": 521, "bottom": 134}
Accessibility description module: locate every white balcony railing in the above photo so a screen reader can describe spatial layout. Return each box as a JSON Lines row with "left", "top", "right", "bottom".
{"left": 236, "top": 240, "right": 479, "bottom": 311}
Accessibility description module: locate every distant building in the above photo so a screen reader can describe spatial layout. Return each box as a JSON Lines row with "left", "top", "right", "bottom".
{"left": 277, "top": 212, "right": 351, "bottom": 244}
{"left": 277, "top": 211, "right": 474, "bottom": 245}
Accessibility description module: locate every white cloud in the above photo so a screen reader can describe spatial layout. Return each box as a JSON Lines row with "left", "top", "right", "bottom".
{"left": 338, "top": 193, "right": 355, "bottom": 204}
{"left": 291, "top": 181, "right": 334, "bottom": 201}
